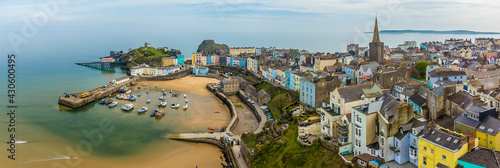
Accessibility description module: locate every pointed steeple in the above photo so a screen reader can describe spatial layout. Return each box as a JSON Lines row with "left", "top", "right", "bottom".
{"left": 372, "top": 17, "right": 380, "bottom": 43}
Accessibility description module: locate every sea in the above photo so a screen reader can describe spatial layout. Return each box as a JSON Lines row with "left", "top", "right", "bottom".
{"left": 1, "top": 31, "right": 500, "bottom": 167}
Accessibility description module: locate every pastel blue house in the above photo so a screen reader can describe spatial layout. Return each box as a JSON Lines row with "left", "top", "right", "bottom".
{"left": 229, "top": 57, "right": 234, "bottom": 66}
{"left": 176, "top": 55, "right": 185, "bottom": 65}
{"left": 428, "top": 70, "right": 466, "bottom": 88}
{"left": 271, "top": 69, "right": 278, "bottom": 82}
{"left": 239, "top": 58, "right": 247, "bottom": 68}
{"left": 392, "top": 118, "right": 426, "bottom": 166}
{"left": 289, "top": 72, "right": 296, "bottom": 90}
{"left": 206, "top": 55, "right": 212, "bottom": 65}
{"left": 408, "top": 94, "right": 426, "bottom": 115}
{"left": 299, "top": 75, "right": 316, "bottom": 108}
{"left": 285, "top": 72, "right": 291, "bottom": 88}
{"left": 342, "top": 65, "right": 356, "bottom": 82}
{"left": 193, "top": 67, "right": 209, "bottom": 76}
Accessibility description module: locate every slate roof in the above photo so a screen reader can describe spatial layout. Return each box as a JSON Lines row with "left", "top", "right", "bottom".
{"left": 378, "top": 92, "right": 404, "bottom": 123}
{"left": 336, "top": 83, "right": 375, "bottom": 103}
{"left": 455, "top": 114, "right": 481, "bottom": 128}
{"left": 401, "top": 90, "right": 415, "bottom": 96}
{"left": 409, "top": 94, "right": 426, "bottom": 106}
{"left": 355, "top": 153, "right": 385, "bottom": 163}
{"left": 420, "top": 128, "right": 464, "bottom": 152}
{"left": 431, "top": 86, "right": 444, "bottom": 96}
{"left": 458, "top": 147, "right": 500, "bottom": 168}
{"left": 394, "top": 118, "right": 427, "bottom": 140}
{"left": 448, "top": 91, "right": 473, "bottom": 110}
{"left": 359, "top": 63, "right": 380, "bottom": 73}
{"left": 429, "top": 70, "right": 466, "bottom": 77}
{"left": 477, "top": 116, "right": 500, "bottom": 136}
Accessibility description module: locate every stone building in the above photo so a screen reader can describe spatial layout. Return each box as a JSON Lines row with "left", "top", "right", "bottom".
{"left": 222, "top": 79, "right": 239, "bottom": 95}
{"left": 369, "top": 17, "right": 385, "bottom": 63}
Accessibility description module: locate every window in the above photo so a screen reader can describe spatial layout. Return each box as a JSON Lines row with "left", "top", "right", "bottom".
{"left": 395, "top": 140, "right": 398, "bottom": 148}
{"left": 370, "top": 149, "right": 375, "bottom": 155}
{"left": 356, "top": 116, "right": 362, "bottom": 124}
{"left": 431, "top": 149, "right": 434, "bottom": 154}
{"left": 380, "top": 137, "right": 385, "bottom": 145}
{"left": 413, "top": 139, "right": 417, "bottom": 146}
{"left": 478, "top": 137, "right": 481, "bottom": 141}
{"left": 423, "top": 157, "right": 427, "bottom": 165}
{"left": 355, "top": 127, "right": 361, "bottom": 137}
{"left": 356, "top": 139, "right": 361, "bottom": 147}
{"left": 423, "top": 146, "right": 427, "bottom": 152}
{"left": 442, "top": 155, "right": 446, "bottom": 161}
{"left": 380, "top": 149, "right": 384, "bottom": 157}
{"left": 490, "top": 141, "right": 493, "bottom": 145}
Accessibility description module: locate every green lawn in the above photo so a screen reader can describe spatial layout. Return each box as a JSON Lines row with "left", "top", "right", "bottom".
{"left": 124, "top": 47, "right": 170, "bottom": 66}
{"left": 243, "top": 120, "right": 352, "bottom": 168}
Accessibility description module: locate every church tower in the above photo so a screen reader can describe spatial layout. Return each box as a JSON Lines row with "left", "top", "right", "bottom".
{"left": 369, "top": 17, "right": 384, "bottom": 63}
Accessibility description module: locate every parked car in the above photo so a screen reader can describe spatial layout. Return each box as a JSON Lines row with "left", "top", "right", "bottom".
{"left": 226, "top": 131, "right": 233, "bottom": 137}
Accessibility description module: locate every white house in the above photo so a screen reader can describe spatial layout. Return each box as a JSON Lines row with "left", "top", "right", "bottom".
{"left": 357, "top": 63, "right": 380, "bottom": 84}
{"left": 131, "top": 68, "right": 143, "bottom": 77}
{"left": 112, "top": 76, "right": 130, "bottom": 85}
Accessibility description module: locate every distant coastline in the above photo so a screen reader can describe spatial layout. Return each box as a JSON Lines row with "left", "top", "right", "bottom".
{"left": 366, "top": 30, "right": 500, "bottom": 34}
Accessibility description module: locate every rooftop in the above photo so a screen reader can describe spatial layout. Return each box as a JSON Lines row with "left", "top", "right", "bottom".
{"left": 429, "top": 70, "right": 466, "bottom": 77}
{"left": 421, "top": 128, "right": 465, "bottom": 152}
{"left": 458, "top": 147, "right": 500, "bottom": 168}
{"left": 477, "top": 116, "right": 500, "bottom": 136}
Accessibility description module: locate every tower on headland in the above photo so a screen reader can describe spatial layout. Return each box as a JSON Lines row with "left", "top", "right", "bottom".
{"left": 369, "top": 17, "right": 384, "bottom": 63}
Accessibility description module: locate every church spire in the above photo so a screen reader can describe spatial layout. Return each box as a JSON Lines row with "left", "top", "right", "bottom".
{"left": 372, "top": 17, "right": 380, "bottom": 43}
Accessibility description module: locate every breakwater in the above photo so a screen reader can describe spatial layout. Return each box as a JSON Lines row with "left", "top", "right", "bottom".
{"left": 58, "top": 76, "right": 138, "bottom": 109}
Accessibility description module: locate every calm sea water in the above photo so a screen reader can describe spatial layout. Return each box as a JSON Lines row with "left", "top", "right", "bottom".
{"left": 1, "top": 31, "right": 500, "bottom": 164}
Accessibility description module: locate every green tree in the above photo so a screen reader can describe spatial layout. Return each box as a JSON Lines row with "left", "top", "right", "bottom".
{"left": 269, "top": 94, "right": 290, "bottom": 119}
{"left": 415, "top": 61, "right": 430, "bottom": 78}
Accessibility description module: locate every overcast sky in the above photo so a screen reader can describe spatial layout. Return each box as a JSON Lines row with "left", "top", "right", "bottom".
{"left": 1, "top": 0, "right": 500, "bottom": 53}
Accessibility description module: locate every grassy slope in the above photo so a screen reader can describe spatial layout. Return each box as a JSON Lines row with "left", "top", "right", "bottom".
{"left": 125, "top": 47, "right": 170, "bottom": 66}
{"left": 243, "top": 120, "right": 351, "bottom": 168}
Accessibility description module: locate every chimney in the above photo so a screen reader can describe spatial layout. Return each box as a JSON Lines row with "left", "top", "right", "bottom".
{"left": 467, "top": 133, "right": 475, "bottom": 152}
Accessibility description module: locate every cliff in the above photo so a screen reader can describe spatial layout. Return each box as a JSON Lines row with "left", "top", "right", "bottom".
{"left": 197, "top": 40, "right": 229, "bottom": 55}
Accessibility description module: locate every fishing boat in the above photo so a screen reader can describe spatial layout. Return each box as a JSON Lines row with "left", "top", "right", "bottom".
{"left": 158, "top": 101, "right": 167, "bottom": 107}
{"left": 155, "top": 110, "right": 165, "bottom": 118}
{"left": 163, "top": 92, "right": 167, "bottom": 95}
{"left": 159, "top": 96, "right": 164, "bottom": 100}
{"left": 183, "top": 94, "right": 187, "bottom": 98}
{"left": 161, "top": 89, "right": 165, "bottom": 92}
{"left": 171, "top": 103, "right": 180, "bottom": 108}
{"left": 121, "top": 104, "right": 134, "bottom": 111}
{"left": 183, "top": 104, "right": 188, "bottom": 109}
{"left": 146, "top": 98, "right": 151, "bottom": 103}
{"left": 119, "top": 86, "right": 128, "bottom": 93}
{"left": 137, "top": 106, "right": 148, "bottom": 113}
{"left": 129, "top": 95, "right": 136, "bottom": 101}
{"left": 150, "top": 109, "right": 158, "bottom": 116}
{"left": 185, "top": 99, "right": 188, "bottom": 103}
{"left": 105, "top": 98, "right": 113, "bottom": 104}
{"left": 108, "top": 101, "right": 118, "bottom": 108}
{"left": 100, "top": 98, "right": 107, "bottom": 104}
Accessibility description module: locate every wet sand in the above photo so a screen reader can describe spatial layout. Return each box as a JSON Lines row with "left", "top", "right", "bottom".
{"left": 1, "top": 76, "right": 230, "bottom": 168}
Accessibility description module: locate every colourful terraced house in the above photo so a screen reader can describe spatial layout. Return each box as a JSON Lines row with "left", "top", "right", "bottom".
{"left": 418, "top": 128, "right": 473, "bottom": 168}
{"left": 476, "top": 115, "right": 500, "bottom": 151}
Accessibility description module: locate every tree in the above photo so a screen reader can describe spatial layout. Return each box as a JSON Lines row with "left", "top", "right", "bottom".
{"left": 415, "top": 61, "right": 430, "bottom": 78}
{"left": 269, "top": 94, "right": 290, "bottom": 119}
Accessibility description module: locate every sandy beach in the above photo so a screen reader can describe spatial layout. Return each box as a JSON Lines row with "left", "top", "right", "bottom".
{"left": 138, "top": 76, "right": 220, "bottom": 96}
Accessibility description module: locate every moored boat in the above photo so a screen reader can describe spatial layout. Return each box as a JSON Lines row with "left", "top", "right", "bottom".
{"left": 146, "top": 90, "right": 149, "bottom": 94}
{"left": 146, "top": 98, "right": 151, "bottom": 103}
{"left": 161, "top": 89, "right": 165, "bottom": 92}
{"left": 185, "top": 99, "right": 188, "bottom": 103}
{"left": 137, "top": 106, "right": 148, "bottom": 113}
{"left": 183, "top": 94, "right": 187, "bottom": 98}
{"left": 126, "top": 90, "right": 132, "bottom": 94}
{"left": 163, "top": 92, "right": 167, "bottom": 95}
{"left": 130, "top": 82, "right": 137, "bottom": 86}
{"left": 150, "top": 109, "right": 158, "bottom": 116}
{"left": 129, "top": 95, "right": 136, "bottom": 101}
{"left": 159, "top": 96, "right": 164, "bottom": 100}
{"left": 171, "top": 103, "right": 180, "bottom": 108}
{"left": 155, "top": 110, "right": 164, "bottom": 118}
{"left": 121, "top": 104, "right": 134, "bottom": 111}
{"left": 158, "top": 101, "right": 167, "bottom": 107}
{"left": 100, "top": 98, "right": 107, "bottom": 104}
{"left": 105, "top": 98, "right": 113, "bottom": 104}
{"left": 119, "top": 86, "right": 128, "bottom": 93}
{"left": 183, "top": 104, "right": 188, "bottom": 109}
{"left": 108, "top": 101, "right": 118, "bottom": 108}
{"left": 208, "top": 127, "right": 215, "bottom": 130}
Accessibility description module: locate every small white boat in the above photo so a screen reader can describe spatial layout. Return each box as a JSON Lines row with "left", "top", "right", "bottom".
{"left": 108, "top": 101, "right": 118, "bottom": 108}
{"left": 171, "top": 103, "right": 180, "bottom": 108}
{"left": 161, "top": 89, "right": 165, "bottom": 92}
{"left": 185, "top": 99, "right": 188, "bottom": 103}
{"left": 126, "top": 90, "right": 132, "bottom": 94}
{"left": 121, "top": 104, "right": 134, "bottom": 111}
{"left": 137, "top": 106, "right": 148, "bottom": 113}
{"left": 158, "top": 101, "right": 167, "bottom": 107}
{"left": 159, "top": 96, "right": 164, "bottom": 100}
{"left": 146, "top": 90, "right": 149, "bottom": 94}
{"left": 183, "top": 104, "right": 188, "bottom": 109}
{"left": 143, "top": 83, "right": 147, "bottom": 86}
{"left": 155, "top": 84, "right": 158, "bottom": 88}
{"left": 146, "top": 98, "right": 151, "bottom": 103}
{"left": 183, "top": 94, "right": 187, "bottom": 98}
{"left": 169, "top": 90, "right": 172, "bottom": 93}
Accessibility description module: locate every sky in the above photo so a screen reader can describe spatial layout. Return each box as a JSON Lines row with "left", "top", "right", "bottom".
{"left": 1, "top": 0, "right": 500, "bottom": 54}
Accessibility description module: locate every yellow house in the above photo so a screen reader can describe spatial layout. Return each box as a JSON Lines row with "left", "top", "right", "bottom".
{"left": 476, "top": 116, "right": 500, "bottom": 151}
{"left": 418, "top": 128, "right": 471, "bottom": 168}
{"left": 191, "top": 53, "right": 197, "bottom": 65}
{"left": 162, "top": 56, "right": 177, "bottom": 67}
{"left": 142, "top": 67, "right": 157, "bottom": 76}
{"left": 229, "top": 47, "right": 256, "bottom": 55}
